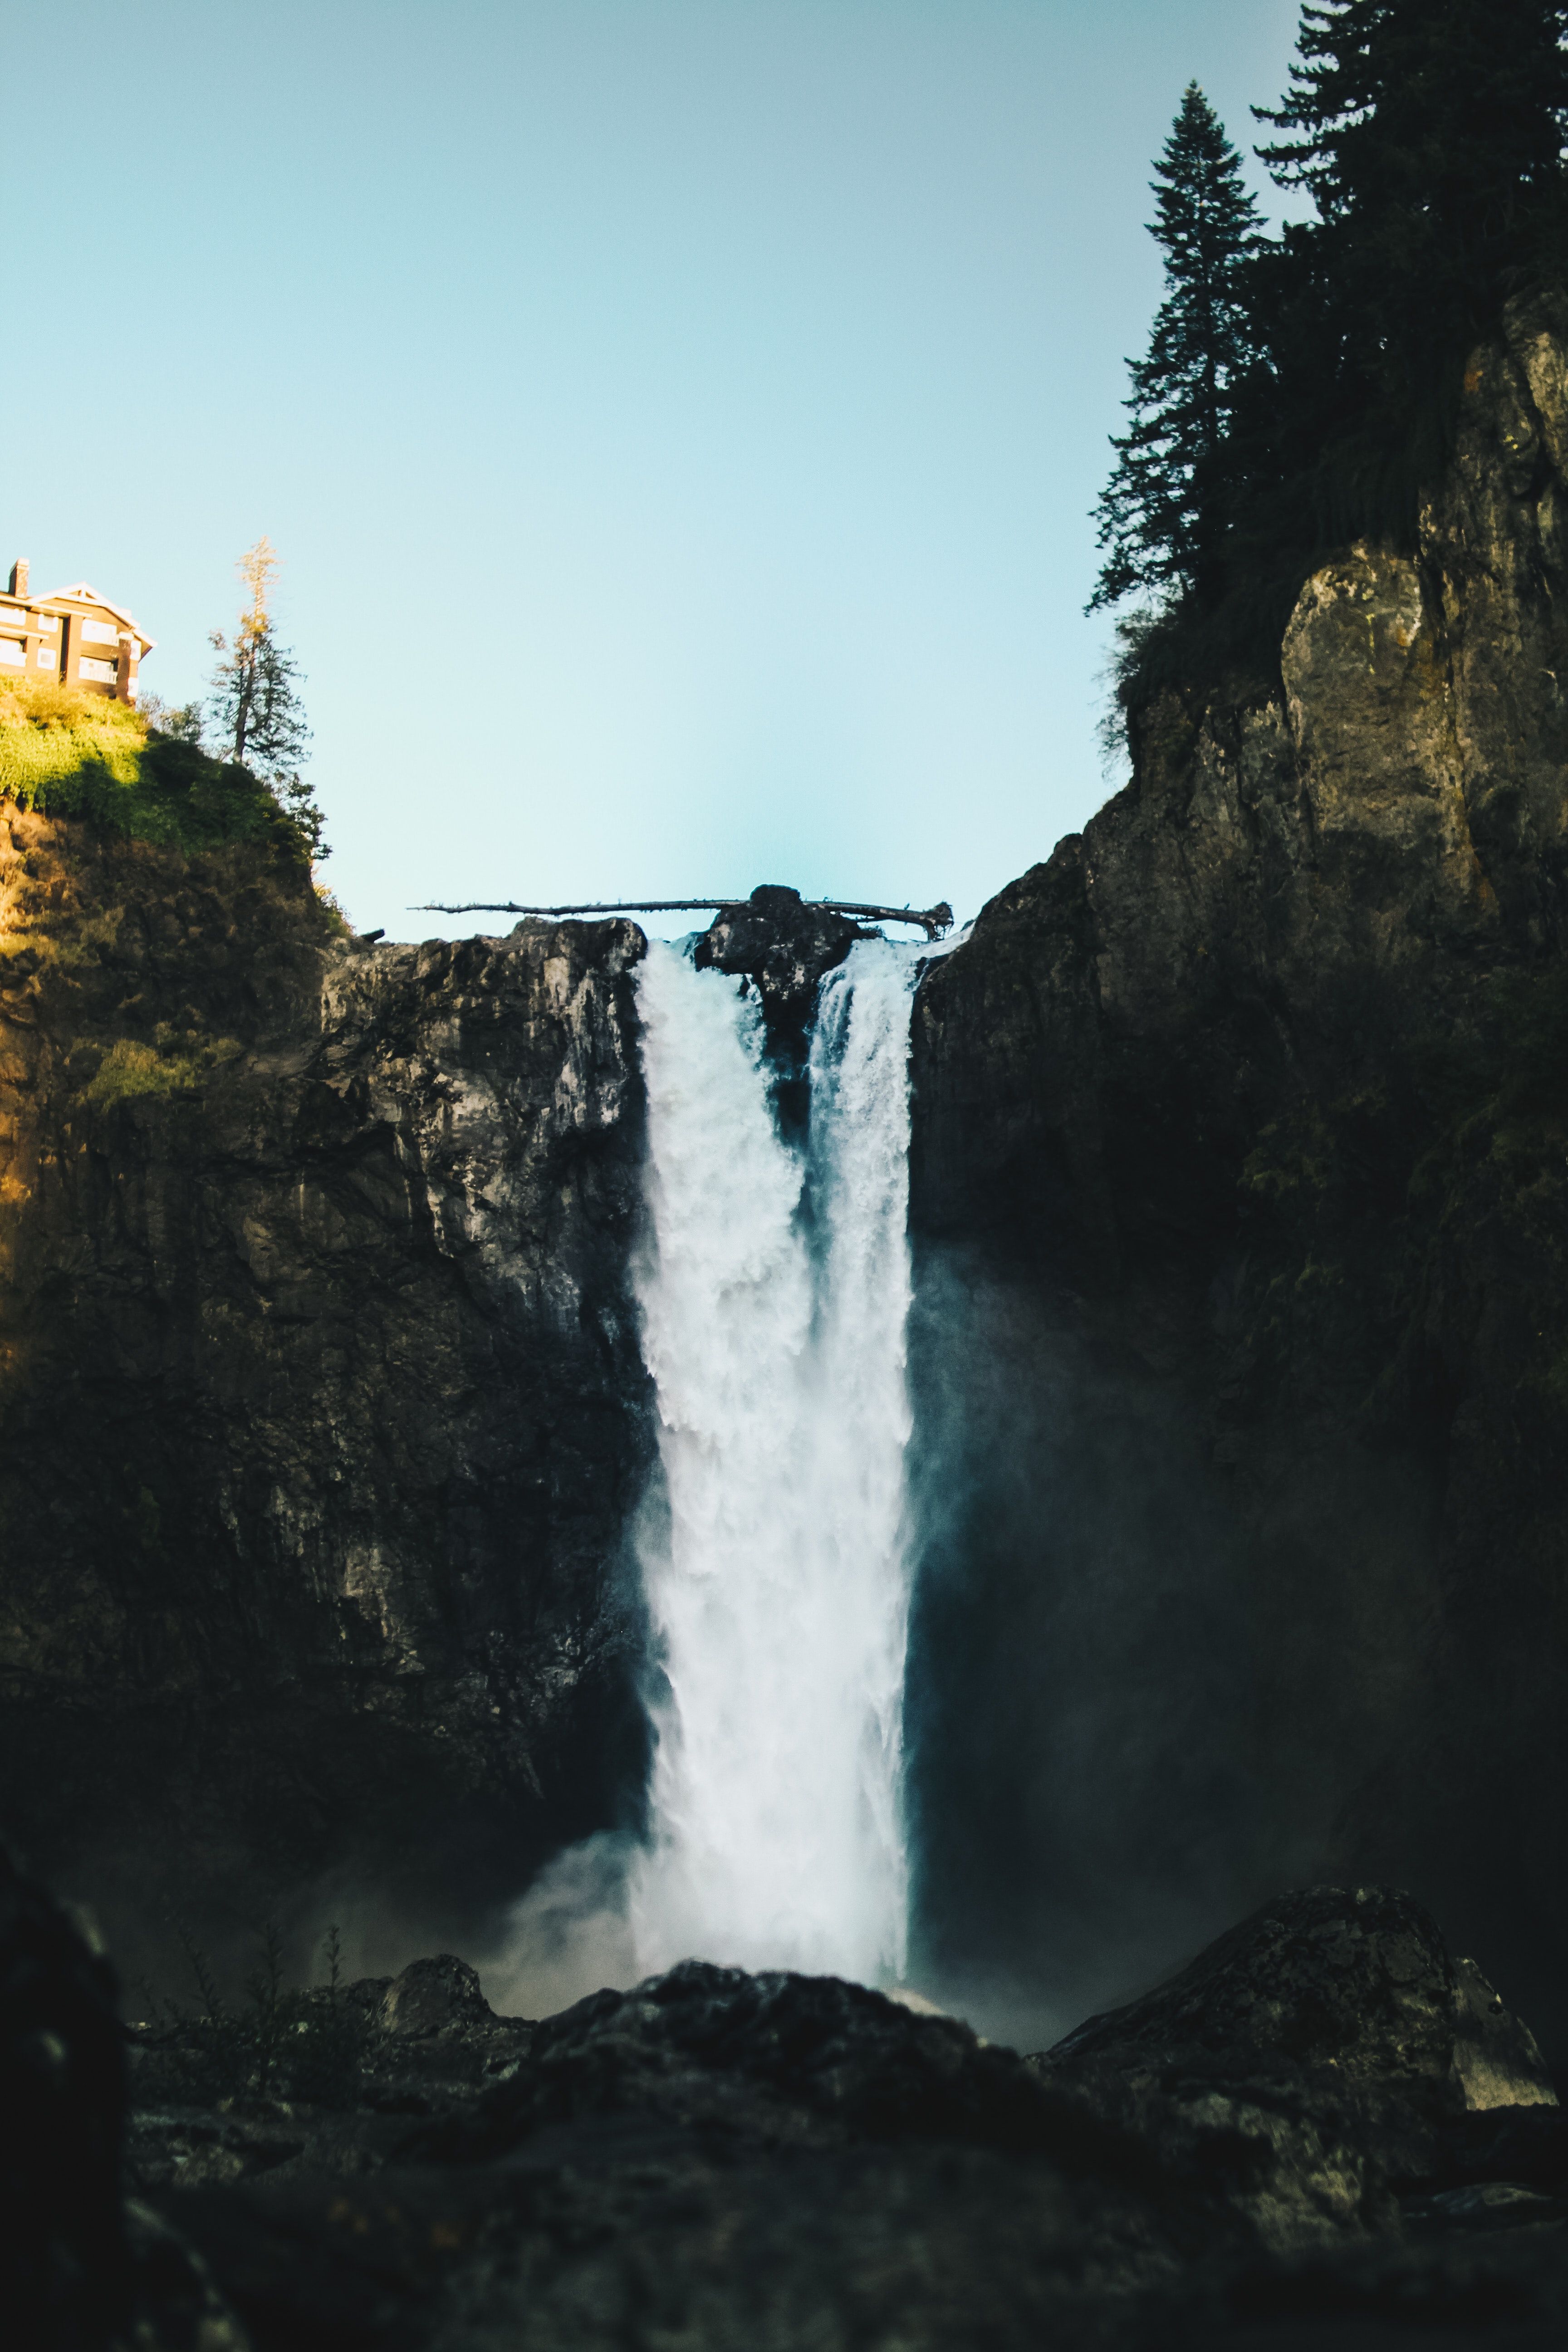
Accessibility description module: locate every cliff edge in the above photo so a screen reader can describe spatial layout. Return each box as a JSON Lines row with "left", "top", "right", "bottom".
{"left": 0, "top": 823, "right": 652, "bottom": 1980}
{"left": 907, "top": 292, "right": 1568, "bottom": 2050}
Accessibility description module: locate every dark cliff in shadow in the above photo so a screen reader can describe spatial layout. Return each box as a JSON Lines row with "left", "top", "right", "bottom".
{"left": 905, "top": 292, "right": 1568, "bottom": 2054}
{"left": 0, "top": 821, "right": 654, "bottom": 1985}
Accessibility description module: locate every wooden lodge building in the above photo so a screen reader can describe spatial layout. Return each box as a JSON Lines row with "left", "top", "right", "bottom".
{"left": 0, "top": 557, "right": 153, "bottom": 702}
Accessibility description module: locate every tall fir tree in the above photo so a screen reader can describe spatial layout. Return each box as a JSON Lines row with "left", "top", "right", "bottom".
{"left": 1088, "top": 85, "right": 1264, "bottom": 613}
{"left": 1241, "top": 0, "right": 1568, "bottom": 543}
{"left": 1258, "top": 0, "right": 1568, "bottom": 279}
{"left": 208, "top": 538, "right": 327, "bottom": 859}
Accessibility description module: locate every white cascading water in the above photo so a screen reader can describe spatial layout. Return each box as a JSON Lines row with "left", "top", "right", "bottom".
{"left": 628, "top": 935, "right": 922, "bottom": 1985}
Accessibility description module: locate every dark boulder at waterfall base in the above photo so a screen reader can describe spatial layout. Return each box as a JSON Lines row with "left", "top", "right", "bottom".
{"left": 5, "top": 296, "right": 1568, "bottom": 2140}
{"left": 0, "top": 1846, "right": 249, "bottom": 2351}
{"left": 15, "top": 1866, "right": 1562, "bottom": 2349}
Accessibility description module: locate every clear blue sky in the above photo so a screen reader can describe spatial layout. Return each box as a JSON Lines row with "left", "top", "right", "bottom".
{"left": 6, "top": 0, "right": 1304, "bottom": 936}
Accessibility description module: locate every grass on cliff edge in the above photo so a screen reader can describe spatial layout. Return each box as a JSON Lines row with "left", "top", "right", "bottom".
{"left": 0, "top": 676, "right": 307, "bottom": 858}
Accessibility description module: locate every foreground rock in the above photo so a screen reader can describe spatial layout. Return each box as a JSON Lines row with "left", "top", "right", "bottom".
{"left": 116, "top": 1883, "right": 1565, "bottom": 2352}
{"left": 1048, "top": 1885, "right": 1557, "bottom": 2112}
{"left": 0, "top": 1846, "right": 249, "bottom": 2351}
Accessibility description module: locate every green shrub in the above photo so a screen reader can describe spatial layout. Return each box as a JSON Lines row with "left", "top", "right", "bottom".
{"left": 0, "top": 677, "right": 308, "bottom": 858}
{"left": 152, "top": 1923, "right": 370, "bottom": 2110}
{"left": 79, "top": 1026, "right": 243, "bottom": 1109}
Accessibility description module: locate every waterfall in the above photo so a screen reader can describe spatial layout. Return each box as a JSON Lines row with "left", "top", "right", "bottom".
{"left": 628, "top": 935, "right": 922, "bottom": 1985}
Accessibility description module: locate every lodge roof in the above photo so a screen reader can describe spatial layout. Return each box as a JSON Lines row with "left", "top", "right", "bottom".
{"left": 0, "top": 581, "right": 155, "bottom": 653}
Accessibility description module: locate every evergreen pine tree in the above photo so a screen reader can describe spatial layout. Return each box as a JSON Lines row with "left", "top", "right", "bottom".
{"left": 208, "top": 539, "right": 327, "bottom": 859}
{"left": 1088, "top": 85, "right": 1264, "bottom": 613}
{"left": 1244, "top": 0, "right": 1568, "bottom": 539}
{"left": 1258, "top": 0, "right": 1568, "bottom": 284}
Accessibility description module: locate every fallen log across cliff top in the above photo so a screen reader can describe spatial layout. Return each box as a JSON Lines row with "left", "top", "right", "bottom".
{"left": 411, "top": 892, "right": 956, "bottom": 941}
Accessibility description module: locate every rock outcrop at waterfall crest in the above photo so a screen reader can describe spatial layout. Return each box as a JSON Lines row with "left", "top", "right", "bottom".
{"left": 695, "top": 882, "right": 875, "bottom": 1129}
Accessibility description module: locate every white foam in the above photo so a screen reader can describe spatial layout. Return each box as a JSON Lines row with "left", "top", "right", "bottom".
{"left": 628, "top": 937, "right": 922, "bottom": 1984}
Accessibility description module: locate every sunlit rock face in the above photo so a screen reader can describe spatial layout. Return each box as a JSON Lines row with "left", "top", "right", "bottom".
{"left": 0, "top": 843, "right": 654, "bottom": 1975}
{"left": 905, "top": 291, "right": 1568, "bottom": 2058}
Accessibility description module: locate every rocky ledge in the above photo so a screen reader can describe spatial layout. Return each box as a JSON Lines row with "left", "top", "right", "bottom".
{"left": 11, "top": 1851, "right": 1565, "bottom": 2351}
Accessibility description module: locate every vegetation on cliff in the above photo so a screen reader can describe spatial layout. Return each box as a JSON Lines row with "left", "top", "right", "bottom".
{"left": 205, "top": 535, "right": 325, "bottom": 859}
{"left": 1088, "top": 85, "right": 1264, "bottom": 614}
{"left": 1100, "top": 0, "right": 1568, "bottom": 699}
{"left": 0, "top": 799, "right": 325, "bottom": 1117}
{"left": 0, "top": 536, "right": 325, "bottom": 874}
{"left": 0, "top": 676, "right": 309, "bottom": 859}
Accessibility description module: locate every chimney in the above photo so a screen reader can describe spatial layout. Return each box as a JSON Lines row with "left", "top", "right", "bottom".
{"left": 8, "top": 559, "right": 27, "bottom": 599}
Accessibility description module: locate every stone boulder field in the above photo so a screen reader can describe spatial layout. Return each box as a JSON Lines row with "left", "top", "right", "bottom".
{"left": 7, "top": 1852, "right": 1567, "bottom": 2352}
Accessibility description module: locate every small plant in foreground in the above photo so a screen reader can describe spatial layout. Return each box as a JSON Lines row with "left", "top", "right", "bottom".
{"left": 150, "top": 1921, "right": 369, "bottom": 2108}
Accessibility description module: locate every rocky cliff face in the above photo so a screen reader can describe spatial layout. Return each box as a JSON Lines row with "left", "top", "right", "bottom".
{"left": 0, "top": 821, "right": 652, "bottom": 1979}
{"left": 906, "top": 293, "right": 1568, "bottom": 2051}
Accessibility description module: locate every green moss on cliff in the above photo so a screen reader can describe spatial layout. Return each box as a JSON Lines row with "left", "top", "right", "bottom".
{"left": 0, "top": 799, "right": 338, "bottom": 1159}
{"left": 0, "top": 680, "right": 306, "bottom": 860}
{"left": 80, "top": 1028, "right": 245, "bottom": 1108}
